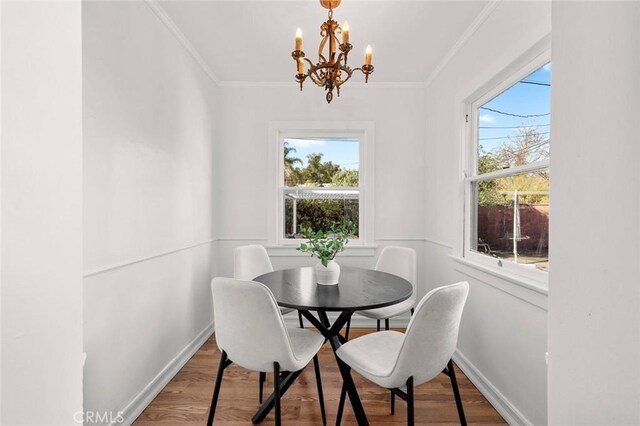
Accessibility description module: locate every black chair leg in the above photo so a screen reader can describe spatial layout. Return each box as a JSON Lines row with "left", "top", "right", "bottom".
{"left": 411, "top": 308, "right": 414, "bottom": 315}
{"left": 390, "top": 390, "right": 395, "bottom": 415}
{"left": 298, "top": 311, "right": 304, "bottom": 328}
{"left": 447, "top": 359, "right": 467, "bottom": 426}
{"left": 259, "top": 371, "right": 266, "bottom": 403}
{"left": 312, "top": 355, "right": 327, "bottom": 425}
{"left": 385, "top": 318, "right": 390, "bottom": 330}
{"left": 406, "top": 376, "right": 414, "bottom": 426}
{"left": 345, "top": 318, "right": 351, "bottom": 340}
{"left": 273, "top": 362, "right": 281, "bottom": 426}
{"left": 377, "top": 319, "right": 380, "bottom": 331}
{"left": 336, "top": 379, "right": 348, "bottom": 425}
{"left": 207, "top": 351, "right": 228, "bottom": 426}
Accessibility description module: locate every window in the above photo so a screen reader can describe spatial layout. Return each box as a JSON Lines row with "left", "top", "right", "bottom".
{"left": 465, "top": 60, "right": 550, "bottom": 281}
{"left": 283, "top": 137, "right": 360, "bottom": 239}
{"left": 268, "top": 122, "right": 374, "bottom": 246}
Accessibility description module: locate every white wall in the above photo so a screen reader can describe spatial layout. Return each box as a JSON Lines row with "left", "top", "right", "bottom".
{"left": 548, "top": 2, "right": 640, "bottom": 424}
{"left": 423, "top": 2, "right": 551, "bottom": 424}
{"left": 1, "top": 1, "right": 4, "bottom": 420}
{"left": 214, "top": 86, "right": 428, "bottom": 313}
{"left": 1, "top": 1, "right": 84, "bottom": 424}
{"left": 82, "top": 2, "right": 218, "bottom": 424}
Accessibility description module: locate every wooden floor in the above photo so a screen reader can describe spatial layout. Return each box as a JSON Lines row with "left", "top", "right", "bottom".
{"left": 135, "top": 328, "right": 506, "bottom": 425}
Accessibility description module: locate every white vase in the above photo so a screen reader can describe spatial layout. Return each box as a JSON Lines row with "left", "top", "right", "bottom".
{"left": 315, "top": 260, "right": 341, "bottom": 285}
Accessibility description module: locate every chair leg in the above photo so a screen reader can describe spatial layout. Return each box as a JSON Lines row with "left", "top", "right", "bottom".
{"left": 377, "top": 319, "right": 380, "bottom": 331}
{"left": 447, "top": 359, "right": 467, "bottom": 426}
{"left": 411, "top": 308, "right": 414, "bottom": 316}
{"left": 406, "top": 376, "right": 414, "bottom": 426}
{"left": 273, "top": 362, "right": 281, "bottom": 426}
{"left": 336, "top": 378, "right": 348, "bottom": 425}
{"left": 312, "top": 355, "right": 327, "bottom": 425}
{"left": 207, "top": 351, "right": 228, "bottom": 426}
{"left": 345, "top": 318, "right": 351, "bottom": 341}
{"left": 298, "top": 311, "right": 304, "bottom": 328}
{"left": 390, "top": 390, "right": 395, "bottom": 415}
{"left": 385, "top": 318, "right": 390, "bottom": 330}
{"left": 259, "top": 371, "right": 266, "bottom": 403}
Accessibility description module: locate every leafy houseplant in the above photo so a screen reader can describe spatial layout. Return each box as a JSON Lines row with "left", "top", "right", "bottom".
{"left": 297, "top": 221, "right": 356, "bottom": 266}
{"left": 297, "top": 221, "right": 356, "bottom": 285}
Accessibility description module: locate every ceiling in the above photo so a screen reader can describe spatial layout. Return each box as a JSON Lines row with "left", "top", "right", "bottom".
{"left": 157, "top": 0, "right": 491, "bottom": 84}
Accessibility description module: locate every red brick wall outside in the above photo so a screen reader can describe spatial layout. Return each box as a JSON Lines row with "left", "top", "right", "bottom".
{"left": 477, "top": 205, "right": 549, "bottom": 253}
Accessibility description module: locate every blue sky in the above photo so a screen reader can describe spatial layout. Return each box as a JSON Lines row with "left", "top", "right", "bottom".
{"left": 284, "top": 137, "right": 360, "bottom": 170}
{"left": 478, "top": 62, "right": 551, "bottom": 154}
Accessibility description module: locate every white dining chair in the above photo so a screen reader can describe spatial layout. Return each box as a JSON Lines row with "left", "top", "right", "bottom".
{"left": 234, "top": 245, "right": 302, "bottom": 320}
{"left": 234, "top": 244, "right": 305, "bottom": 401}
{"left": 336, "top": 281, "right": 470, "bottom": 425}
{"left": 345, "top": 246, "right": 417, "bottom": 339}
{"left": 208, "top": 277, "right": 326, "bottom": 426}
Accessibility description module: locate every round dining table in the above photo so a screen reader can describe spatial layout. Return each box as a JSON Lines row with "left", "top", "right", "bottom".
{"left": 252, "top": 266, "right": 413, "bottom": 426}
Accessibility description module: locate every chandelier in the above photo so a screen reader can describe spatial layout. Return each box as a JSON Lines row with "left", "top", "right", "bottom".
{"left": 291, "top": 0, "right": 374, "bottom": 103}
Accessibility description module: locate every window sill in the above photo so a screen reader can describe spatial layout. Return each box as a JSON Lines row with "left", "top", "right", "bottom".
{"left": 450, "top": 255, "right": 548, "bottom": 310}
{"left": 266, "top": 245, "right": 376, "bottom": 257}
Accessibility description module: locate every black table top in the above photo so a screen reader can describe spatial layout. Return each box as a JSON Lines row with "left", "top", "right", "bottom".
{"left": 254, "top": 266, "right": 413, "bottom": 312}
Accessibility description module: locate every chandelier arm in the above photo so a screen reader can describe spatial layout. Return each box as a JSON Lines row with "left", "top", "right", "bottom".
{"left": 307, "top": 67, "right": 325, "bottom": 87}
{"left": 304, "top": 62, "right": 328, "bottom": 87}
{"left": 353, "top": 65, "right": 375, "bottom": 83}
{"left": 318, "top": 38, "right": 328, "bottom": 59}
{"left": 318, "top": 24, "right": 329, "bottom": 60}
{"left": 309, "top": 72, "right": 325, "bottom": 87}
{"left": 335, "top": 66, "right": 354, "bottom": 86}
{"left": 353, "top": 65, "right": 374, "bottom": 74}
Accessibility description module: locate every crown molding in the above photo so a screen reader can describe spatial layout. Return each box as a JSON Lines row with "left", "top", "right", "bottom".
{"left": 146, "top": 0, "right": 499, "bottom": 90}
{"left": 145, "top": 0, "right": 221, "bottom": 86}
{"left": 424, "top": 0, "right": 502, "bottom": 89}
{"left": 218, "top": 81, "right": 428, "bottom": 89}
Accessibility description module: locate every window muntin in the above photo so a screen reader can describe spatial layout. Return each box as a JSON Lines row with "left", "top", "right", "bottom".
{"left": 467, "top": 61, "right": 550, "bottom": 278}
{"left": 281, "top": 137, "right": 361, "bottom": 241}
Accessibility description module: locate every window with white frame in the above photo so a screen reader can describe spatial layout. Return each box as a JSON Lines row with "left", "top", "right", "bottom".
{"left": 465, "top": 60, "right": 550, "bottom": 280}
{"left": 270, "top": 123, "right": 374, "bottom": 246}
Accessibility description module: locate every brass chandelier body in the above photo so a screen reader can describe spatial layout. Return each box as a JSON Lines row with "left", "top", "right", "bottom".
{"left": 292, "top": 0, "right": 374, "bottom": 103}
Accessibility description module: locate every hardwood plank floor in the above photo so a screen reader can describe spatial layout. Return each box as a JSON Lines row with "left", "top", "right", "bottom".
{"left": 134, "top": 328, "right": 506, "bottom": 425}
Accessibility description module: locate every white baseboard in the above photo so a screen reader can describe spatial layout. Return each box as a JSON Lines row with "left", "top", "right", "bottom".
{"left": 117, "top": 323, "right": 215, "bottom": 426}
{"left": 453, "top": 349, "right": 531, "bottom": 426}
{"left": 284, "top": 312, "right": 411, "bottom": 329}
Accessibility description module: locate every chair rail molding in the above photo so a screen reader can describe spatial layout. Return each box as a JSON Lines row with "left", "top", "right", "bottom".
{"left": 83, "top": 239, "right": 216, "bottom": 278}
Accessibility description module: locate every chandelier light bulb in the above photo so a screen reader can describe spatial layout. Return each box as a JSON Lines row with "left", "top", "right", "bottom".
{"left": 365, "top": 45, "right": 372, "bottom": 65}
{"left": 342, "top": 21, "right": 349, "bottom": 44}
{"left": 295, "top": 28, "right": 303, "bottom": 51}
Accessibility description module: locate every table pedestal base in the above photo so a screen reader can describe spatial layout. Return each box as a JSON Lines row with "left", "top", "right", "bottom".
{"left": 300, "top": 309, "right": 370, "bottom": 426}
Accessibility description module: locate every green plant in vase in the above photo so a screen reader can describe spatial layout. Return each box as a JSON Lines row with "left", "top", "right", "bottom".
{"left": 297, "top": 221, "right": 356, "bottom": 285}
